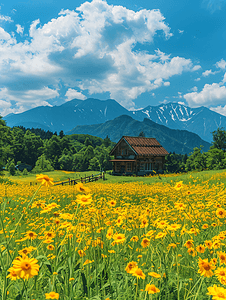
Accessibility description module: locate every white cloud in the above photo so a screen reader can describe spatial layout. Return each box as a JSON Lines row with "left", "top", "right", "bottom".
{"left": 191, "top": 86, "right": 198, "bottom": 92}
{"left": 0, "top": 87, "right": 59, "bottom": 107}
{"left": 202, "top": 69, "right": 217, "bottom": 77}
{"left": 65, "top": 88, "right": 87, "bottom": 101}
{"left": 0, "top": 0, "right": 200, "bottom": 111}
{"left": 16, "top": 24, "right": 24, "bottom": 35}
{"left": 0, "top": 14, "right": 12, "bottom": 22}
{"left": 216, "top": 59, "right": 226, "bottom": 70}
{"left": 184, "top": 83, "right": 226, "bottom": 107}
{"left": 210, "top": 105, "right": 226, "bottom": 116}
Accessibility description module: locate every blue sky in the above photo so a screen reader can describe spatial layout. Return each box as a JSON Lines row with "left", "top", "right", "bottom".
{"left": 0, "top": 0, "right": 226, "bottom": 116}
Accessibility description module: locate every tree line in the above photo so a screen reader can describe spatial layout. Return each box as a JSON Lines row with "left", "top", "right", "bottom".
{"left": 1, "top": 114, "right": 226, "bottom": 175}
{"left": 0, "top": 116, "right": 114, "bottom": 175}
{"left": 164, "top": 128, "right": 226, "bottom": 173}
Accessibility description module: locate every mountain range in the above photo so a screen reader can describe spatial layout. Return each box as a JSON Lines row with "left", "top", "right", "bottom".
{"left": 67, "top": 115, "right": 211, "bottom": 155}
{"left": 3, "top": 98, "right": 226, "bottom": 143}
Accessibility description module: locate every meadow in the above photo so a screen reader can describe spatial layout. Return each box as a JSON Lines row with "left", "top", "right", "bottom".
{"left": 1, "top": 170, "right": 226, "bottom": 299}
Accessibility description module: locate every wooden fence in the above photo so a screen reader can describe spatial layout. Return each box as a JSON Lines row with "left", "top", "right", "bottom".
{"left": 53, "top": 172, "right": 105, "bottom": 186}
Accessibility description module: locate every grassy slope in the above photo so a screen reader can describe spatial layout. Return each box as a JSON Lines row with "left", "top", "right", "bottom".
{"left": 3, "top": 168, "right": 226, "bottom": 186}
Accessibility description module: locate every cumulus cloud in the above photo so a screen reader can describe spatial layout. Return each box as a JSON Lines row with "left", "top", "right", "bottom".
{"left": 0, "top": 0, "right": 200, "bottom": 111}
{"left": 202, "top": 69, "right": 217, "bottom": 77}
{"left": 184, "top": 83, "right": 226, "bottom": 107}
{"left": 210, "top": 105, "right": 226, "bottom": 116}
{"left": 16, "top": 24, "right": 24, "bottom": 35}
{"left": 65, "top": 88, "right": 87, "bottom": 101}
{"left": 0, "top": 87, "right": 59, "bottom": 116}
{"left": 216, "top": 59, "right": 226, "bottom": 70}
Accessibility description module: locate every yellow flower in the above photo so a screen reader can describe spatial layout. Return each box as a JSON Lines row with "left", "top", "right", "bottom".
{"left": 131, "top": 267, "right": 146, "bottom": 279}
{"left": 106, "top": 227, "right": 113, "bottom": 240}
{"left": 215, "top": 267, "right": 226, "bottom": 285}
{"left": 145, "top": 284, "right": 160, "bottom": 294}
{"left": 148, "top": 272, "right": 161, "bottom": 278}
{"left": 113, "top": 233, "right": 126, "bottom": 244}
{"left": 25, "top": 231, "right": 37, "bottom": 241}
{"left": 184, "top": 239, "right": 193, "bottom": 248}
{"left": 196, "top": 244, "right": 205, "bottom": 253}
{"left": 125, "top": 261, "right": 138, "bottom": 274}
{"left": 187, "top": 247, "right": 197, "bottom": 257}
{"left": 69, "top": 277, "right": 75, "bottom": 281}
{"left": 174, "top": 181, "right": 183, "bottom": 190}
{"left": 47, "top": 244, "right": 55, "bottom": 250}
{"left": 45, "top": 292, "right": 59, "bottom": 299}
{"left": 216, "top": 208, "right": 226, "bottom": 218}
{"left": 76, "top": 182, "right": 90, "bottom": 194}
{"left": 207, "top": 285, "right": 226, "bottom": 299}
{"left": 10, "top": 255, "right": 39, "bottom": 280}
{"left": 36, "top": 174, "right": 54, "bottom": 187}
{"left": 198, "top": 257, "right": 215, "bottom": 277}
{"left": 83, "top": 259, "right": 94, "bottom": 266}
{"left": 76, "top": 194, "right": 92, "bottom": 205}
{"left": 174, "top": 202, "right": 186, "bottom": 210}
{"left": 218, "top": 251, "right": 226, "bottom": 265}
{"left": 6, "top": 267, "right": 19, "bottom": 281}
{"left": 141, "top": 238, "right": 150, "bottom": 248}
{"left": 130, "top": 236, "right": 139, "bottom": 242}
{"left": 78, "top": 250, "right": 86, "bottom": 257}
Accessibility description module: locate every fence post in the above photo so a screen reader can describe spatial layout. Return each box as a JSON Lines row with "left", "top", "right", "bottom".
{"left": 103, "top": 171, "right": 105, "bottom": 181}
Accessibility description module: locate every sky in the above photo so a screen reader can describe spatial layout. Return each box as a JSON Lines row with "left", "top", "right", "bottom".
{"left": 0, "top": 0, "right": 226, "bottom": 116}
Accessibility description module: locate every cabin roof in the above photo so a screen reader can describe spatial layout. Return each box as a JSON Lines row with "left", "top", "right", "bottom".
{"left": 110, "top": 136, "right": 169, "bottom": 156}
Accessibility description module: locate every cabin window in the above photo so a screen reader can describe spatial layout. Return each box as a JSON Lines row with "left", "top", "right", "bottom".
{"left": 116, "top": 163, "right": 121, "bottom": 172}
{"left": 127, "top": 162, "right": 132, "bottom": 171}
{"left": 121, "top": 149, "right": 128, "bottom": 155}
{"left": 145, "top": 163, "right": 150, "bottom": 170}
{"left": 140, "top": 163, "right": 145, "bottom": 171}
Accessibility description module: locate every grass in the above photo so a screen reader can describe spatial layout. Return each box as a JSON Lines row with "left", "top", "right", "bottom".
{"left": 4, "top": 168, "right": 226, "bottom": 186}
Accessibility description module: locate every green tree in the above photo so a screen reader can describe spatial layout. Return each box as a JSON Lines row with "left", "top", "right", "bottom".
{"left": 7, "top": 160, "right": 15, "bottom": 176}
{"left": 23, "top": 131, "right": 44, "bottom": 165}
{"left": 185, "top": 147, "right": 207, "bottom": 172}
{"left": 45, "top": 135, "right": 62, "bottom": 167}
{"left": 32, "top": 154, "right": 54, "bottom": 173}
{"left": 58, "top": 154, "right": 73, "bottom": 171}
{"left": 88, "top": 157, "right": 100, "bottom": 171}
{"left": 103, "top": 135, "right": 111, "bottom": 147}
{"left": 211, "top": 127, "right": 226, "bottom": 151}
{"left": 206, "top": 148, "right": 226, "bottom": 170}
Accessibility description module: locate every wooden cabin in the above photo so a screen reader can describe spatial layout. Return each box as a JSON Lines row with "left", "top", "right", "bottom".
{"left": 109, "top": 136, "right": 169, "bottom": 175}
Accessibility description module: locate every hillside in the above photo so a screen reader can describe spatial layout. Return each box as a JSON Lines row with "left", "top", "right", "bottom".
{"left": 67, "top": 115, "right": 211, "bottom": 154}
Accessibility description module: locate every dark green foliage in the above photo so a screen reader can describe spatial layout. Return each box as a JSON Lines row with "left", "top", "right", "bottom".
{"left": 0, "top": 118, "right": 115, "bottom": 173}
{"left": 32, "top": 154, "right": 54, "bottom": 173}
{"left": 14, "top": 126, "right": 54, "bottom": 139}
{"left": 211, "top": 127, "right": 226, "bottom": 151}
{"left": 8, "top": 160, "right": 16, "bottom": 176}
{"left": 165, "top": 153, "right": 187, "bottom": 173}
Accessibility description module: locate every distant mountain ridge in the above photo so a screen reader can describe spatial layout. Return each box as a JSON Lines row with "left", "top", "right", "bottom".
{"left": 67, "top": 115, "right": 211, "bottom": 155}
{"left": 3, "top": 98, "right": 226, "bottom": 142}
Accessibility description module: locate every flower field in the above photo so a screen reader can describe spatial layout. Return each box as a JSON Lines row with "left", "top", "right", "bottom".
{"left": 1, "top": 172, "right": 226, "bottom": 299}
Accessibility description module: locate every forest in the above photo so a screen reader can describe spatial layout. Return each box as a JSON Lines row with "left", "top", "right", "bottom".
{"left": 1, "top": 115, "right": 226, "bottom": 175}
{"left": 0, "top": 116, "right": 114, "bottom": 175}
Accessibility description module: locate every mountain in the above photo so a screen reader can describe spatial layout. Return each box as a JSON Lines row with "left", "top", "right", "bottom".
{"left": 4, "top": 98, "right": 131, "bottom": 133}
{"left": 3, "top": 98, "right": 226, "bottom": 143}
{"left": 67, "top": 115, "right": 211, "bottom": 154}
{"left": 132, "top": 103, "right": 225, "bottom": 143}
